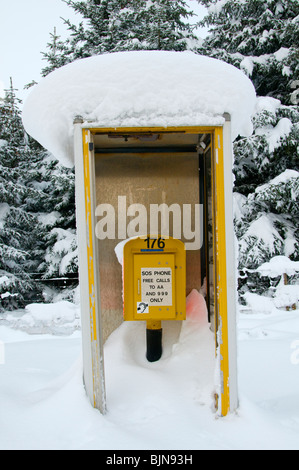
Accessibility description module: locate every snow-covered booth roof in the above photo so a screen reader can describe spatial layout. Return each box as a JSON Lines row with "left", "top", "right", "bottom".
{"left": 22, "top": 51, "right": 256, "bottom": 167}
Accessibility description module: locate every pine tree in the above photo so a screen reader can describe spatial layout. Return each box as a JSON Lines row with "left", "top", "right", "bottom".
{"left": 39, "top": 161, "right": 78, "bottom": 288}
{"left": 41, "top": 27, "right": 70, "bottom": 78}
{"left": 234, "top": 101, "right": 298, "bottom": 194}
{"left": 0, "top": 80, "right": 46, "bottom": 310}
{"left": 0, "top": 80, "right": 78, "bottom": 311}
{"left": 111, "top": 0, "right": 197, "bottom": 52}
{"left": 196, "top": 0, "right": 299, "bottom": 302}
{"left": 196, "top": 0, "right": 299, "bottom": 105}
{"left": 41, "top": 0, "right": 197, "bottom": 76}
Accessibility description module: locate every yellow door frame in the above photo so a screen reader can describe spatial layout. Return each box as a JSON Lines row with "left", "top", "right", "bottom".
{"left": 80, "top": 125, "right": 234, "bottom": 417}
{"left": 213, "top": 127, "right": 230, "bottom": 416}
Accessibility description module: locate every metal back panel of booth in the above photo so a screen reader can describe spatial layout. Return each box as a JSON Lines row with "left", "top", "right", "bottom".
{"left": 95, "top": 151, "right": 200, "bottom": 343}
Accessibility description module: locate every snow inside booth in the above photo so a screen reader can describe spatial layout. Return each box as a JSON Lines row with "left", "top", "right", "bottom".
{"left": 22, "top": 51, "right": 256, "bottom": 417}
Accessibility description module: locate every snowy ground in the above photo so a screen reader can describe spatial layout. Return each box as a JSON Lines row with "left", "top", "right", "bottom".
{"left": 0, "top": 297, "right": 299, "bottom": 450}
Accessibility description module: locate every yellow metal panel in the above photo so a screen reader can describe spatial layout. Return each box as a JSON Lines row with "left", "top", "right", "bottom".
{"left": 83, "top": 129, "right": 97, "bottom": 343}
{"left": 123, "top": 236, "right": 186, "bottom": 323}
{"left": 82, "top": 129, "right": 107, "bottom": 413}
{"left": 214, "top": 127, "right": 230, "bottom": 416}
{"left": 147, "top": 320, "right": 162, "bottom": 330}
{"left": 88, "top": 126, "right": 222, "bottom": 135}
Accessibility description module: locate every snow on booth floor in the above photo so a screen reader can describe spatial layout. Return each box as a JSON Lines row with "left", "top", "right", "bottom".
{"left": 0, "top": 297, "right": 299, "bottom": 450}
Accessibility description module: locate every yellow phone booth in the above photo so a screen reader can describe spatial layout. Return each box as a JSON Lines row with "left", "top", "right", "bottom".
{"left": 22, "top": 51, "right": 256, "bottom": 418}
{"left": 123, "top": 236, "right": 186, "bottom": 362}
{"left": 74, "top": 122, "right": 239, "bottom": 418}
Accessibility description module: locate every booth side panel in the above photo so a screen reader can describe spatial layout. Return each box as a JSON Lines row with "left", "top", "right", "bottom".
{"left": 83, "top": 129, "right": 106, "bottom": 413}
{"left": 214, "top": 123, "right": 238, "bottom": 416}
{"left": 214, "top": 128, "right": 230, "bottom": 417}
{"left": 74, "top": 125, "right": 106, "bottom": 413}
{"left": 223, "top": 118, "right": 239, "bottom": 413}
{"left": 74, "top": 124, "right": 94, "bottom": 405}
{"left": 86, "top": 131, "right": 107, "bottom": 413}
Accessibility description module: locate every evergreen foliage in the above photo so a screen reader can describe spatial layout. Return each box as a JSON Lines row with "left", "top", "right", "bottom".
{"left": 41, "top": 27, "right": 71, "bottom": 78}
{"left": 196, "top": 0, "right": 299, "bottom": 301}
{"left": 0, "top": 80, "right": 45, "bottom": 310}
{"left": 196, "top": 0, "right": 299, "bottom": 105}
{"left": 233, "top": 102, "right": 299, "bottom": 195}
{"left": 41, "top": 0, "right": 197, "bottom": 76}
{"left": 0, "top": 80, "right": 77, "bottom": 311}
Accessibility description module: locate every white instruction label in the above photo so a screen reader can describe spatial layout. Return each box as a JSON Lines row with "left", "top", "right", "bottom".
{"left": 141, "top": 267, "right": 173, "bottom": 307}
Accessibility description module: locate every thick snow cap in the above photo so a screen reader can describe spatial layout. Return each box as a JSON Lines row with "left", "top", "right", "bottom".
{"left": 22, "top": 51, "right": 256, "bottom": 167}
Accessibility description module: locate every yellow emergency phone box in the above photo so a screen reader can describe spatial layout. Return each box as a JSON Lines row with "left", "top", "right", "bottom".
{"left": 123, "top": 236, "right": 186, "bottom": 322}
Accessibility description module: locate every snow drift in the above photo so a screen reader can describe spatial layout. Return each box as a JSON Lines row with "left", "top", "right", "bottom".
{"left": 1, "top": 298, "right": 299, "bottom": 449}
{"left": 22, "top": 51, "right": 256, "bottom": 167}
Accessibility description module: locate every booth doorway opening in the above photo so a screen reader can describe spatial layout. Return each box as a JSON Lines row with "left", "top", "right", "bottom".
{"left": 92, "top": 129, "right": 216, "bottom": 341}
